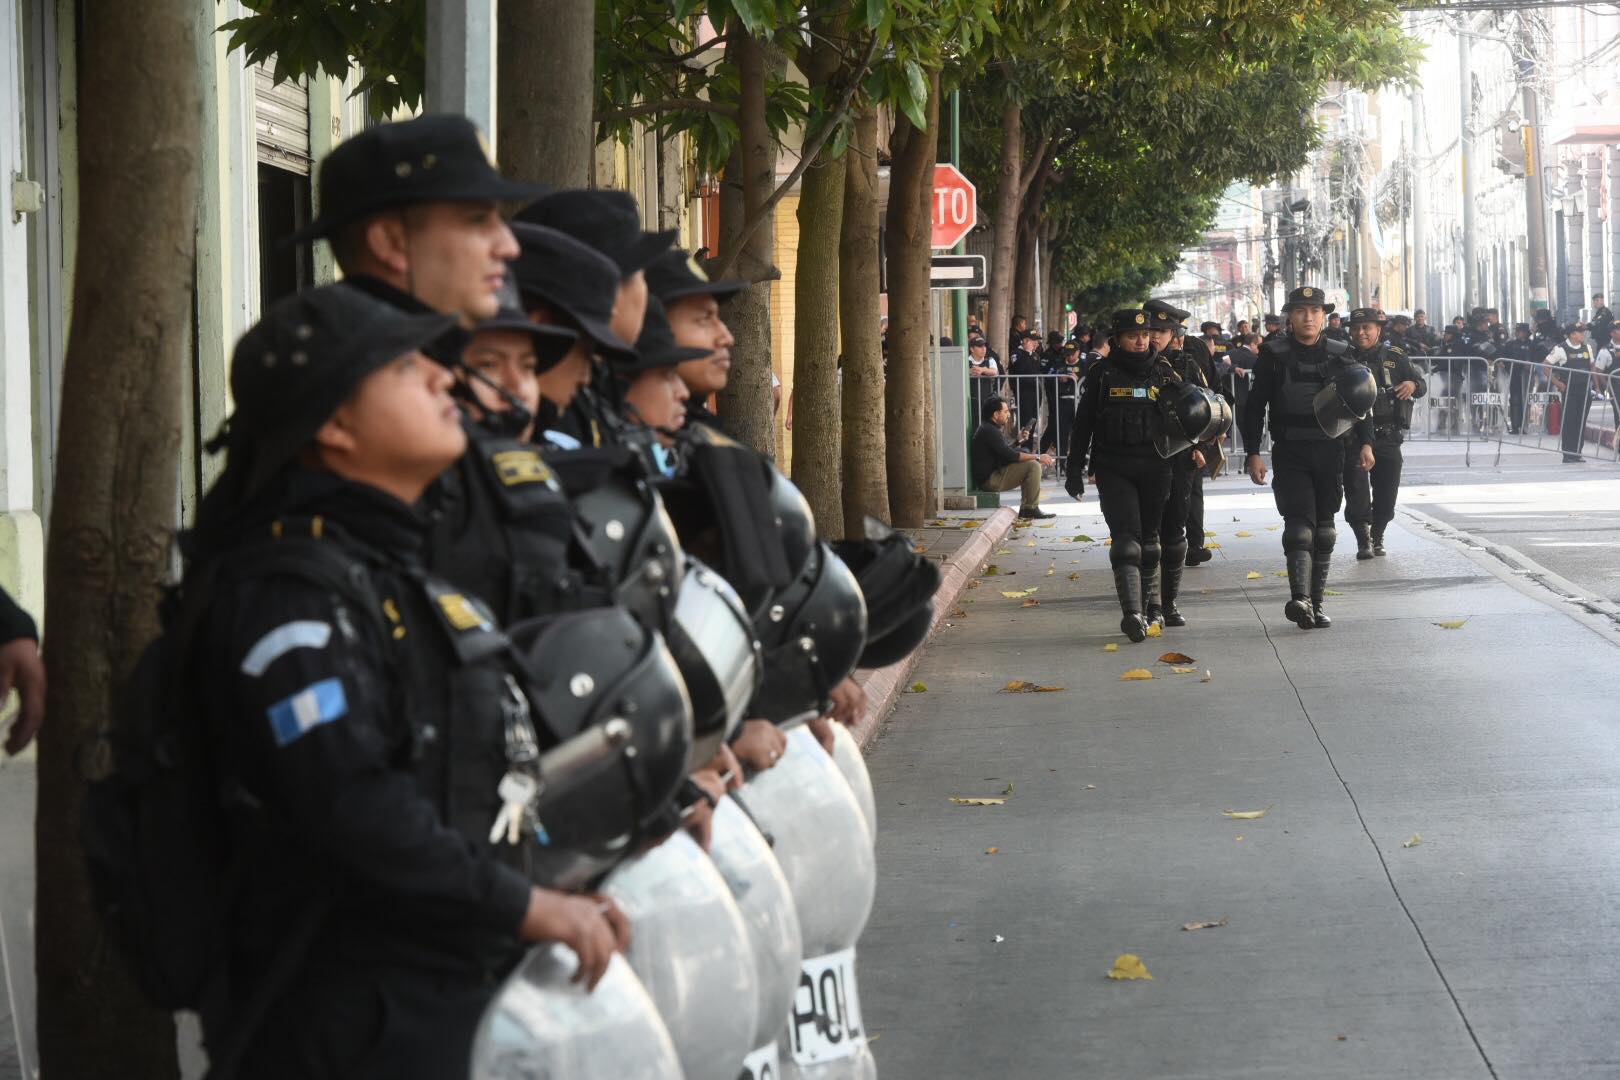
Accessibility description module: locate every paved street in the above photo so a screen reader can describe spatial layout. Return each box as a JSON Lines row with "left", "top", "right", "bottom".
{"left": 861, "top": 465, "right": 1620, "bottom": 1080}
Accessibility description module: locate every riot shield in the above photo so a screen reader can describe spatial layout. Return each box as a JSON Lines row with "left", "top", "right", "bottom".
{"left": 829, "top": 723, "right": 877, "bottom": 844}
{"left": 470, "top": 945, "right": 682, "bottom": 1080}
{"left": 602, "top": 829, "right": 761, "bottom": 1078}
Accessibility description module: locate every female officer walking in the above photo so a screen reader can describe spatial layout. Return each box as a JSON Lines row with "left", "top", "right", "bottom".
{"left": 1065, "top": 309, "right": 1181, "bottom": 642}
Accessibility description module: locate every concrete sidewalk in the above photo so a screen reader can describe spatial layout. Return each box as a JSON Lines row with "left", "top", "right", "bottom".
{"left": 859, "top": 482, "right": 1620, "bottom": 1079}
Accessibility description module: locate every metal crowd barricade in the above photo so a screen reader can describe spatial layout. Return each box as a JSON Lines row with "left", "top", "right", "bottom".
{"left": 1405, "top": 354, "right": 1618, "bottom": 466}
{"left": 990, "top": 371, "right": 1080, "bottom": 471}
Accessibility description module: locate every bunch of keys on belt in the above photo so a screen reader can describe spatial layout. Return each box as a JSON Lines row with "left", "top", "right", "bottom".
{"left": 489, "top": 770, "right": 546, "bottom": 845}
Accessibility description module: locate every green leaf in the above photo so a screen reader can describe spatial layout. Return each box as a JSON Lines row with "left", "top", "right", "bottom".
{"left": 901, "top": 58, "right": 930, "bottom": 130}
{"left": 865, "top": 0, "right": 885, "bottom": 30}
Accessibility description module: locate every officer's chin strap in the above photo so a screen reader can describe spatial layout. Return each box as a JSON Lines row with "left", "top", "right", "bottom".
{"left": 450, "top": 361, "right": 534, "bottom": 440}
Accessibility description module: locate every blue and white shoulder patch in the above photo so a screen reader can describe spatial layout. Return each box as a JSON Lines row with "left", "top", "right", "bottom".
{"left": 267, "top": 677, "right": 349, "bottom": 747}
{"left": 542, "top": 429, "right": 582, "bottom": 451}
{"left": 241, "top": 620, "right": 332, "bottom": 677}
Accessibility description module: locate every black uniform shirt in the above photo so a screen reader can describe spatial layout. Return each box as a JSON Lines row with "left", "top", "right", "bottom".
{"left": 1241, "top": 334, "right": 1374, "bottom": 454}
{"left": 198, "top": 470, "right": 531, "bottom": 983}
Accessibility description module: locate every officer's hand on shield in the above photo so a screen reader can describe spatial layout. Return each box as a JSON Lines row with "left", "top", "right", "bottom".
{"left": 702, "top": 743, "right": 745, "bottom": 791}
{"left": 684, "top": 769, "right": 727, "bottom": 850}
{"left": 828, "top": 676, "right": 867, "bottom": 728}
{"left": 1246, "top": 453, "right": 1267, "bottom": 486}
{"left": 519, "top": 888, "right": 632, "bottom": 991}
{"left": 1359, "top": 444, "right": 1376, "bottom": 471}
{"left": 807, "top": 715, "right": 837, "bottom": 755}
{"left": 1393, "top": 380, "right": 1418, "bottom": 401}
{"left": 731, "top": 718, "right": 788, "bottom": 772}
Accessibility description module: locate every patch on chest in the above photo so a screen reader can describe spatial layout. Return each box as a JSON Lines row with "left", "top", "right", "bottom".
{"left": 491, "top": 449, "right": 554, "bottom": 487}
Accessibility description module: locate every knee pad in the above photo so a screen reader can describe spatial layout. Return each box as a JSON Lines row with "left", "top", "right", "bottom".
{"left": 1140, "top": 539, "right": 1162, "bottom": 566}
{"left": 1314, "top": 522, "right": 1337, "bottom": 554}
{"left": 1110, "top": 537, "right": 1143, "bottom": 568}
{"left": 1162, "top": 539, "right": 1189, "bottom": 564}
{"left": 1282, "top": 520, "right": 1314, "bottom": 553}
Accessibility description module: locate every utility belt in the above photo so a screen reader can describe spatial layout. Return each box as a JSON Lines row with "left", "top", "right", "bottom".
{"left": 1273, "top": 412, "right": 1332, "bottom": 442}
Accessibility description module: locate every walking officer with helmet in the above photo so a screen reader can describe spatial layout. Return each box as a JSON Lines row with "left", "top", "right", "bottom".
{"left": 1241, "top": 287, "right": 1377, "bottom": 630}
{"left": 1065, "top": 309, "right": 1180, "bottom": 642}
{"left": 1141, "top": 299, "right": 1231, "bottom": 627}
{"left": 1341, "top": 308, "right": 1425, "bottom": 559}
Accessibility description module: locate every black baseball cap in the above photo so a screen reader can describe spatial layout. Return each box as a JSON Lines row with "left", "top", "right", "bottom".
{"left": 1347, "top": 307, "right": 1385, "bottom": 325}
{"left": 1200, "top": 321, "right": 1222, "bottom": 334}
{"left": 292, "top": 114, "right": 543, "bottom": 243}
{"left": 1264, "top": 313, "right": 1281, "bottom": 325}
{"left": 509, "top": 222, "right": 637, "bottom": 363}
{"left": 225, "top": 283, "right": 459, "bottom": 498}
{"left": 645, "top": 248, "right": 747, "bottom": 304}
{"left": 615, "top": 296, "right": 711, "bottom": 375}
{"left": 515, "top": 190, "right": 676, "bottom": 274}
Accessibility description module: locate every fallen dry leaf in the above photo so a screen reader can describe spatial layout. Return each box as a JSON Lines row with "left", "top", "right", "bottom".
{"left": 1145, "top": 623, "right": 1163, "bottom": 638}
{"left": 913, "top": 545, "right": 928, "bottom": 554}
{"left": 1274, "top": 571, "right": 1289, "bottom": 578}
{"left": 1085, "top": 784, "right": 1096, "bottom": 790}
{"left": 1001, "top": 589, "right": 1032, "bottom": 599}
{"left": 907, "top": 682, "right": 927, "bottom": 693}
{"left": 1205, "top": 542, "right": 1222, "bottom": 550}
{"left": 1204, "top": 531, "right": 1218, "bottom": 538}
{"left": 1025, "top": 539, "right": 1037, "bottom": 548}
{"left": 995, "top": 548, "right": 1012, "bottom": 556}
{"left": 949, "top": 796, "right": 1006, "bottom": 806}
{"left": 983, "top": 564, "right": 1002, "bottom": 576}
{"left": 1222, "top": 806, "right": 1273, "bottom": 820}
{"left": 1235, "top": 531, "right": 1253, "bottom": 538}
{"left": 1046, "top": 568, "right": 1056, "bottom": 577}
{"left": 1021, "top": 599, "right": 1040, "bottom": 608}
{"left": 965, "top": 580, "right": 980, "bottom": 589}
{"left": 1246, "top": 571, "right": 1263, "bottom": 580}
{"left": 1103, "top": 643, "right": 1119, "bottom": 652}
{"left": 1181, "top": 917, "right": 1229, "bottom": 932}
{"left": 1170, "top": 666, "right": 1197, "bottom": 674}
{"left": 1266, "top": 525, "right": 1281, "bottom": 531}
{"left": 985, "top": 846, "right": 1000, "bottom": 855}
{"left": 950, "top": 608, "right": 967, "bottom": 618}
{"left": 1402, "top": 834, "right": 1422, "bottom": 848}
{"left": 1067, "top": 572, "right": 1081, "bottom": 581}
{"left": 1107, "top": 954, "right": 1153, "bottom": 981}
{"left": 1201, "top": 670, "right": 1212, "bottom": 682}
{"left": 1434, "top": 619, "right": 1468, "bottom": 630}
{"left": 1120, "top": 668, "right": 1154, "bottom": 681}
{"left": 1001, "top": 782, "right": 1015, "bottom": 795}
{"left": 1324, "top": 589, "right": 1343, "bottom": 596}
{"left": 1002, "top": 680, "right": 1063, "bottom": 693}
{"left": 1158, "top": 652, "right": 1195, "bottom": 664}
{"left": 962, "top": 520, "right": 981, "bottom": 528}
{"left": 1073, "top": 534, "right": 1095, "bottom": 542}
{"left": 1036, "top": 522, "right": 1056, "bottom": 528}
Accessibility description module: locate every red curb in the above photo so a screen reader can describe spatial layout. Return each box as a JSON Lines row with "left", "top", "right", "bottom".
{"left": 846, "top": 506, "right": 1019, "bottom": 752}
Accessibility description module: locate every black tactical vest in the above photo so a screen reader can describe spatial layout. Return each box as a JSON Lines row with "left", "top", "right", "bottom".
{"left": 1361, "top": 344, "right": 1412, "bottom": 431}
{"left": 1268, "top": 336, "right": 1351, "bottom": 442}
{"left": 1097, "top": 354, "right": 1177, "bottom": 452}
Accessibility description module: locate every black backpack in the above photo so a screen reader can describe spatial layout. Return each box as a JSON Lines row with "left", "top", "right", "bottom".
{"left": 81, "top": 528, "right": 381, "bottom": 1056}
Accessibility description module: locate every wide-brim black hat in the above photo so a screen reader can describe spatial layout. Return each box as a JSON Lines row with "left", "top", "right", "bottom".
{"left": 1143, "top": 298, "right": 1190, "bottom": 327}
{"left": 1346, "top": 307, "right": 1386, "bottom": 325}
{"left": 615, "top": 297, "right": 711, "bottom": 374}
{"left": 291, "top": 114, "right": 544, "bottom": 243}
{"left": 645, "top": 248, "right": 748, "bottom": 304}
{"left": 228, "top": 284, "right": 460, "bottom": 498}
{"left": 469, "top": 312, "right": 582, "bottom": 374}
{"left": 1109, "top": 308, "right": 1151, "bottom": 335}
{"left": 509, "top": 222, "right": 637, "bottom": 363}
{"left": 1282, "top": 286, "right": 1334, "bottom": 314}
{"left": 516, "top": 189, "right": 677, "bottom": 274}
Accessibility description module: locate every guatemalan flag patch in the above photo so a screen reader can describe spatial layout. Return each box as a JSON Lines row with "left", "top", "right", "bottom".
{"left": 267, "top": 677, "right": 349, "bottom": 747}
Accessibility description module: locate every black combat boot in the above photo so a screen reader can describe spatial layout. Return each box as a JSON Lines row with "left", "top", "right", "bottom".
{"left": 1161, "top": 540, "right": 1188, "bottom": 626}
{"left": 1310, "top": 551, "right": 1333, "bottom": 628}
{"left": 1371, "top": 526, "right": 1387, "bottom": 557}
{"left": 1352, "top": 522, "right": 1373, "bottom": 560}
{"left": 1112, "top": 564, "right": 1148, "bottom": 643}
{"left": 1284, "top": 548, "right": 1315, "bottom": 630}
{"left": 1140, "top": 548, "right": 1163, "bottom": 629}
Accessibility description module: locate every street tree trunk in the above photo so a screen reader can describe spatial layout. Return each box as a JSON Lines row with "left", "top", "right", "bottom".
{"left": 789, "top": 25, "right": 846, "bottom": 536}
{"left": 716, "top": 26, "right": 779, "bottom": 460}
{"left": 1014, "top": 152, "right": 1052, "bottom": 331}
{"left": 36, "top": 0, "right": 202, "bottom": 1076}
{"left": 883, "top": 69, "right": 941, "bottom": 528}
{"left": 988, "top": 97, "right": 1022, "bottom": 354}
{"left": 498, "top": 0, "right": 593, "bottom": 187}
{"left": 839, "top": 105, "right": 889, "bottom": 535}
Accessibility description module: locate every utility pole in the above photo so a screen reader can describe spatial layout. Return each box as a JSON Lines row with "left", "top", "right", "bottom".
{"left": 1518, "top": 18, "right": 1550, "bottom": 312}
{"left": 426, "top": 0, "right": 497, "bottom": 140}
{"left": 1459, "top": 17, "right": 1478, "bottom": 311}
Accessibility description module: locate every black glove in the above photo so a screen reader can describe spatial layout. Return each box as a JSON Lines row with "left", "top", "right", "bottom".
{"left": 1065, "top": 471, "right": 1085, "bottom": 500}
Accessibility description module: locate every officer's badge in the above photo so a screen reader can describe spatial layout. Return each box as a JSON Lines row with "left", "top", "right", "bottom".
{"left": 436, "top": 593, "right": 492, "bottom": 632}
{"left": 1384, "top": 360, "right": 1397, "bottom": 369}
{"left": 1109, "top": 387, "right": 1134, "bottom": 398}
{"left": 1134, "top": 313, "right": 1146, "bottom": 325}
{"left": 1302, "top": 288, "right": 1315, "bottom": 298}
{"left": 492, "top": 449, "right": 554, "bottom": 487}
{"left": 1147, "top": 386, "right": 1159, "bottom": 400}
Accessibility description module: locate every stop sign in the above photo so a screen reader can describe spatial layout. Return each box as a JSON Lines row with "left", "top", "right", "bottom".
{"left": 931, "top": 164, "right": 977, "bottom": 249}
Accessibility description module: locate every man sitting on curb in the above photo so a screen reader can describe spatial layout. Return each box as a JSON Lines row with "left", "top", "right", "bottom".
{"left": 972, "top": 394, "right": 1055, "bottom": 519}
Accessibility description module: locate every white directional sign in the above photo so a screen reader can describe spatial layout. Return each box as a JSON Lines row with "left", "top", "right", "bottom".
{"left": 929, "top": 254, "right": 987, "bottom": 291}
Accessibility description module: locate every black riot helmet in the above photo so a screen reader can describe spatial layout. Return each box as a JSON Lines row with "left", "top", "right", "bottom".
{"left": 508, "top": 607, "right": 694, "bottom": 890}
{"left": 1313, "top": 364, "right": 1378, "bottom": 438}
{"left": 1155, "top": 381, "right": 1233, "bottom": 458}
{"left": 663, "top": 558, "right": 764, "bottom": 768}
{"left": 768, "top": 466, "right": 817, "bottom": 581}
{"left": 558, "top": 452, "right": 686, "bottom": 628}
{"left": 749, "top": 542, "right": 869, "bottom": 728}
{"left": 831, "top": 519, "right": 942, "bottom": 669}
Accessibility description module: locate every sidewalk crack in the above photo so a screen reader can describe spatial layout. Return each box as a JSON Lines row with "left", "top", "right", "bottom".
{"left": 1237, "top": 580, "right": 1499, "bottom": 1080}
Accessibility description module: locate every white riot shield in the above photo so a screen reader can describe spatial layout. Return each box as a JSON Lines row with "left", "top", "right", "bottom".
{"left": 470, "top": 946, "right": 682, "bottom": 1080}
{"left": 710, "top": 795, "right": 804, "bottom": 1067}
{"left": 828, "top": 723, "right": 877, "bottom": 844}
{"left": 603, "top": 829, "right": 760, "bottom": 1079}
{"left": 744, "top": 728, "right": 879, "bottom": 1080}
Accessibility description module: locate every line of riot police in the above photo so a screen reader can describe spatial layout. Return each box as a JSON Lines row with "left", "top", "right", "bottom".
{"left": 82, "top": 114, "right": 941, "bottom": 1080}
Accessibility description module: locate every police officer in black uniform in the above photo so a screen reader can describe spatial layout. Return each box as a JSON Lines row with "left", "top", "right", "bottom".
{"left": 1499, "top": 322, "right": 1538, "bottom": 435}
{"left": 1241, "top": 286, "right": 1376, "bottom": 630}
{"left": 1341, "top": 308, "right": 1425, "bottom": 558}
{"left": 189, "top": 285, "right": 630, "bottom": 1079}
{"left": 1142, "top": 301, "right": 1213, "bottom": 626}
{"left": 1458, "top": 308, "right": 1499, "bottom": 432}
{"left": 1065, "top": 309, "right": 1180, "bottom": 642}
{"left": 1547, "top": 324, "right": 1596, "bottom": 463}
